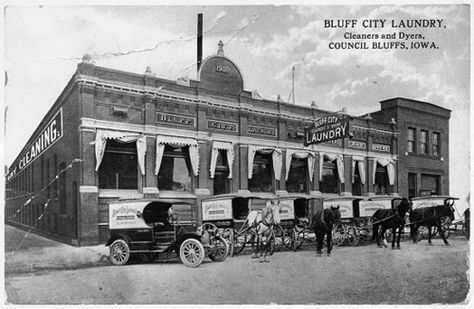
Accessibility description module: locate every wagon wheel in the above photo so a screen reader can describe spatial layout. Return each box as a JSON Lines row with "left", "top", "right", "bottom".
{"left": 385, "top": 229, "right": 393, "bottom": 243}
{"left": 109, "top": 239, "right": 130, "bottom": 266}
{"left": 438, "top": 216, "right": 451, "bottom": 239}
{"left": 332, "top": 226, "right": 345, "bottom": 247}
{"left": 294, "top": 225, "right": 306, "bottom": 248}
{"left": 232, "top": 229, "right": 247, "bottom": 256}
{"left": 347, "top": 226, "right": 360, "bottom": 247}
{"left": 179, "top": 238, "right": 205, "bottom": 267}
{"left": 208, "top": 236, "right": 229, "bottom": 262}
{"left": 202, "top": 222, "right": 219, "bottom": 236}
{"left": 415, "top": 226, "right": 429, "bottom": 242}
{"left": 273, "top": 225, "right": 290, "bottom": 251}
{"left": 462, "top": 220, "right": 469, "bottom": 240}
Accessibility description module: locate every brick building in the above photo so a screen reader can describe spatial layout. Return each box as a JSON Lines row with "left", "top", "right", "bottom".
{"left": 5, "top": 44, "right": 449, "bottom": 245}
{"left": 371, "top": 98, "right": 450, "bottom": 198}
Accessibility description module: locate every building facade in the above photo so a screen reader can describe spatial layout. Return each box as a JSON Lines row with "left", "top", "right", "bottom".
{"left": 5, "top": 45, "right": 449, "bottom": 245}
{"left": 371, "top": 98, "right": 450, "bottom": 198}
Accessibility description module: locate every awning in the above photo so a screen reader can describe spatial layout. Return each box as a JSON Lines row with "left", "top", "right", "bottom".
{"left": 285, "top": 150, "right": 316, "bottom": 182}
{"left": 372, "top": 158, "right": 395, "bottom": 186}
{"left": 155, "top": 136, "right": 199, "bottom": 176}
{"left": 248, "top": 145, "right": 282, "bottom": 180}
{"left": 319, "top": 153, "right": 345, "bottom": 184}
{"left": 94, "top": 130, "right": 146, "bottom": 175}
{"left": 210, "top": 141, "right": 234, "bottom": 179}
{"left": 352, "top": 156, "right": 366, "bottom": 184}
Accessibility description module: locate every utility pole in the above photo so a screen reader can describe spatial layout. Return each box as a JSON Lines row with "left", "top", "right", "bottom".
{"left": 292, "top": 66, "right": 295, "bottom": 104}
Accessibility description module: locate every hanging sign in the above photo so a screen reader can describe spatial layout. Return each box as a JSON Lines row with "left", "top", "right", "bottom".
{"left": 304, "top": 115, "right": 352, "bottom": 146}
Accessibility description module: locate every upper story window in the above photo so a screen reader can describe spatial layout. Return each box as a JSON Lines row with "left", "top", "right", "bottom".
{"left": 420, "top": 130, "right": 428, "bottom": 155}
{"left": 407, "top": 128, "right": 415, "bottom": 153}
{"left": 432, "top": 132, "right": 440, "bottom": 156}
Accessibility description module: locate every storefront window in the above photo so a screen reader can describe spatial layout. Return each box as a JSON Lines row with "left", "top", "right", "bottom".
{"left": 158, "top": 145, "right": 192, "bottom": 192}
{"left": 286, "top": 157, "right": 308, "bottom": 193}
{"left": 421, "top": 174, "right": 440, "bottom": 195}
{"left": 320, "top": 159, "right": 340, "bottom": 194}
{"left": 248, "top": 153, "right": 273, "bottom": 192}
{"left": 99, "top": 140, "right": 138, "bottom": 189}
{"left": 352, "top": 164, "right": 362, "bottom": 196}
{"left": 408, "top": 173, "right": 417, "bottom": 198}
{"left": 374, "top": 164, "right": 389, "bottom": 195}
{"left": 214, "top": 150, "right": 230, "bottom": 195}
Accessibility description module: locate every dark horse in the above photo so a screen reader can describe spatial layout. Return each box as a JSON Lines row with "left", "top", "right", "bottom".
{"left": 312, "top": 206, "right": 341, "bottom": 256}
{"left": 372, "top": 198, "right": 411, "bottom": 249}
{"left": 410, "top": 201, "right": 455, "bottom": 246}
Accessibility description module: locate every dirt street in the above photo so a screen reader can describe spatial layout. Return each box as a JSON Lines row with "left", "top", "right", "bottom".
{"left": 4, "top": 227, "right": 469, "bottom": 305}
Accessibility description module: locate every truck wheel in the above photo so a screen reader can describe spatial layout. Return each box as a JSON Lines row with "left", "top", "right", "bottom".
{"left": 179, "top": 238, "right": 205, "bottom": 267}
{"left": 109, "top": 239, "right": 130, "bottom": 266}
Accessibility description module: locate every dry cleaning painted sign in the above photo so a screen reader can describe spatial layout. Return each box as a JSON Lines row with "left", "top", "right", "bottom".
{"left": 304, "top": 115, "right": 352, "bottom": 146}
{"left": 7, "top": 109, "right": 63, "bottom": 181}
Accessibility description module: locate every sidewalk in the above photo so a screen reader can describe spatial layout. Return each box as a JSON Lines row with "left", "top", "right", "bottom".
{"left": 4, "top": 225, "right": 109, "bottom": 275}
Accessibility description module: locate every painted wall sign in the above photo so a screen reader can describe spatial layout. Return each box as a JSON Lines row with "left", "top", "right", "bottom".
{"left": 372, "top": 143, "right": 391, "bottom": 152}
{"left": 349, "top": 140, "right": 367, "bottom": 149}
{"left": 304, "top": 115, "right": 352, "bottom": 146}
{"left": 7, "top": 109, "right": 63, "bottom": 181}
{"left": 156, "top": 112, "right": 195, "bottom": 127}
{"left": 207, "top": 119, "right": 238, "bottom": 132}
{"left": 248, "top": 125, "right": 277, "bottom": 137}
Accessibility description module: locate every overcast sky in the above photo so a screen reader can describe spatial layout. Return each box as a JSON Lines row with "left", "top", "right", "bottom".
{"left": 3, "top": 4, "right": 470, "bottom": 211}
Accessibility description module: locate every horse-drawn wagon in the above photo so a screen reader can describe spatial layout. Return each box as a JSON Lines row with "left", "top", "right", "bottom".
{"left": 200, "top": 193, "right": 279, "bottom": 256}
{"left": 272, "top": 194, "right": 312, "bottom": 251}
{"left": 410, "top": 196, "right": 459, "bottom": 243}
{"left": 363, "top": 196, "right": 408, "bottom": 242}
{"left": 106, "top": 199, "right": 228, "bottom": 267}
{"left": 322, "top": 196, "right": 371, "bottom": 246}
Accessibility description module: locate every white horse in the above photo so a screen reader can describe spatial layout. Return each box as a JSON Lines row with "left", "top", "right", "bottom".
{"left": 245, "top": 201, "right": 281, "bottom": 262}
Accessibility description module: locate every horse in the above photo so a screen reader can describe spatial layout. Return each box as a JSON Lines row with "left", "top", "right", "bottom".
{"left": 371, "top": 198, "right": 411, "bottom": 249}
{"left": 312, "top": 206, "right": 341, "bottom": 256}
{"left": 245, "top": 201, "right": 281, "bottom": 262}
{"left": 410, "top": 201, "right": 455, "bottom": 246}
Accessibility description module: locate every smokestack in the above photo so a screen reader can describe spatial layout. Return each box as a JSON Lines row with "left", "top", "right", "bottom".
{"left": 197, "top": 13, "right": 203, "bottom": 72}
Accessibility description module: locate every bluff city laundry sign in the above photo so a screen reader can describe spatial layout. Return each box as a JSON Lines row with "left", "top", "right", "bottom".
{"left": 304, "top": 115, "right": 352, "bottom": 146}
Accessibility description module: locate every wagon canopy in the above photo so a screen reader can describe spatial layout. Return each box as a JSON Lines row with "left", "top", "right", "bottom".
{"left": 109, "top": 199, "right": 194, "bottom": 229}
{"left": 323, "top": 196, "right": 369, "bottom": 219}
{"left": 411, "top": 196, "right": 459, "bottom": 210}
{"left": 201, "top": 193, "right": 277, "bottom": 221}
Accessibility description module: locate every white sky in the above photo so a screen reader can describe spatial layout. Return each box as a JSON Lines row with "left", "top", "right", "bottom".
{"left": 2, "top": 3, "right": 471, "bottom": 212}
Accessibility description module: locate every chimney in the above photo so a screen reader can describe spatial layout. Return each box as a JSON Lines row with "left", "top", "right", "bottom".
{"left": 197, "top": 13, "right": 203, "bottom": 72}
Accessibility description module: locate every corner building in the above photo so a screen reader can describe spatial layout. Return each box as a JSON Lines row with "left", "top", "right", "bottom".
{"left": 5, "top": 45, "right": 449, "bottom": 245}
